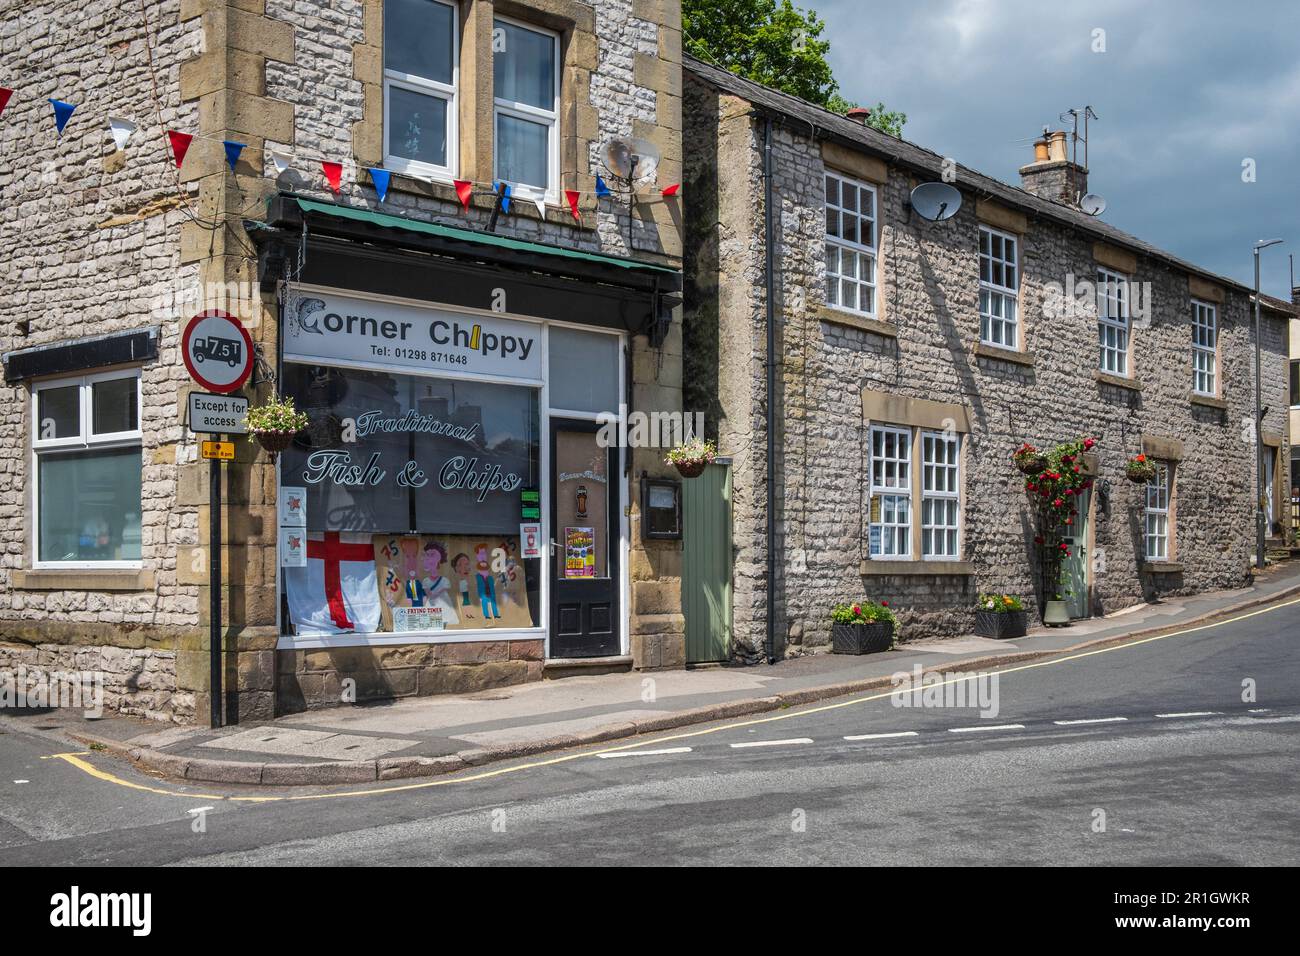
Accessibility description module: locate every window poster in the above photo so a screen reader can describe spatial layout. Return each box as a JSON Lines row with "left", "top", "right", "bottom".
{"left": 373, "top": 534, "right": 535, "bottom": 631}
{"left": 279, "top": 486, "right": 307, "bottom": 527}
{"left": 564, "top": 527, "right": 596, "bottom": 578}
{"left": 520, "top": 522, "right": 542, "bottom": 559}
{"left": 280, "top": 527, "right": 307, "bottom": 567}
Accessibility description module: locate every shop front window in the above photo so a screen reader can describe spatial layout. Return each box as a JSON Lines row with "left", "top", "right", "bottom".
{"left": 280, "top": 364, "right": 541, "bottom": 636}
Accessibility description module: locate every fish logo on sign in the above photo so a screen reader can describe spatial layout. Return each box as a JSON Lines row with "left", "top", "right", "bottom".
{"left": 295, "top": 297, "right": 326, "bottom": 336}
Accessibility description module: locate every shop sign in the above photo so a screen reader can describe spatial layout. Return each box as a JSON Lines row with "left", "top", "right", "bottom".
{"left": 284, "top": 289, "right": 542, "bottom": 381}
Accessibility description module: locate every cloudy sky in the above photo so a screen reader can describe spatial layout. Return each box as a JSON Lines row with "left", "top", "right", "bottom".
{"left": 814, "top": 0, "right": 1299, "bottom": 297}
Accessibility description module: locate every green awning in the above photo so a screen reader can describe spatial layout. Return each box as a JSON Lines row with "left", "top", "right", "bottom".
{"left": 291, "top": 196, "right": 678, "bottom": 276}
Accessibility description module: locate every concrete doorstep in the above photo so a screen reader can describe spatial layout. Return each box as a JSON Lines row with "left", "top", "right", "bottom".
{"left": 26, "top": 562, "right": 1300, "bottom": 788}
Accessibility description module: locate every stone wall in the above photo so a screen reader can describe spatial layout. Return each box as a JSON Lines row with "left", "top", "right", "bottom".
{"left": 683, "top": 72, "right": 1292, "bottom": 660}
{"left": 0, "top": 0, "right": 203, "bottom": 722}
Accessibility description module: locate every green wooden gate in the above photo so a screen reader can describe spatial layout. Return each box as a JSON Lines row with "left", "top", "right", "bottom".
{"left": 682, "top": 461, "right": 732, "bottom": 663}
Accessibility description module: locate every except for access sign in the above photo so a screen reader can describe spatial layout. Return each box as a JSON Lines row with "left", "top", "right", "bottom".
{"left": 201, "top": 440, "right": 235, "bottom": 461}
{"left": 189, "top": 392, "right": 249, "bottom": 435}
{"left": 182, "top": 309, "right": 254, "bottom": 394}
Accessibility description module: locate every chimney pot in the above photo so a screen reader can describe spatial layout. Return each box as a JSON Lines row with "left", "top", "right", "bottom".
{"left": 845, "top": 107, "right": 871, "bottom": 124}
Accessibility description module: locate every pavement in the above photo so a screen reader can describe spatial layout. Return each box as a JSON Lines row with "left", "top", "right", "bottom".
{"left": 2, "top": 572, "right": 1297, "bottom": 866}
{"left": 5, "top": 558, "right": 1300, "bottom": 787}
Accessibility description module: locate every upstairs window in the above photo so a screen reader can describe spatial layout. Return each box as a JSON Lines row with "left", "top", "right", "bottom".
{"left": 493, "top": 17, "right": 559, "bottom": 198}
{"left": 1097, "top": 267, "right": 1130, "bottom": 376}
{"left": 384, "top": 0, "right": 458, "bottom": 177}
{"left": 1289, "top": 359, "right": 1299, "bottom": 407}
{"left": 1191, "top": 300, "right": 1218, "bottom": 396}
{"left": 979, "top": 226, "right": 1019, "bottom": 349}
{"left": 33, "top": 371, "right": 143, "bottom": 567}
{"left": 825, "top": 171, "right": 878, "bottom": 316}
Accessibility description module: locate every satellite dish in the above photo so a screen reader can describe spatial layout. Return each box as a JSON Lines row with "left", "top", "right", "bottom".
{"left": 909, "top": 182, "right": 962, "bottom": 222}
{"left": 1080, "top": 193, "right": 1107, "bottom": 217}
{"left": 603, "top": 137, "right": 661, "bottom": 184}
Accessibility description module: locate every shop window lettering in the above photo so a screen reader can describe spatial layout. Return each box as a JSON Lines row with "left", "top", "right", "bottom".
{"left": 439, "top": 456, "right": 524, "bottom": 501}
{"left": 302, "top": 450, "right": 387, "bottom": 486}
{"left": 351, "top": 409, "right": 481, "bottom": 441}
{"left": 396, "top": 460, "right": 429, "bottom": 488}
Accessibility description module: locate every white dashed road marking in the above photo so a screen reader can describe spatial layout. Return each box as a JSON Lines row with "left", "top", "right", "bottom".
{"left": 947, "top": 724, "right": 1026, "bottom": 734}
{"left": 1155, "top": 711, "right": 1220, "bottom": 719}
{"left": 596, "top": 747, "right": 693, "bottom": 759}
{"left": 729, "top": 737, "right": 814, "bottom": 749}
{"left": 1053, "top": 717, "right": 1128, "bottom": 726}
{"left": 843, "top": 731, "right": 920, "bottom": 741}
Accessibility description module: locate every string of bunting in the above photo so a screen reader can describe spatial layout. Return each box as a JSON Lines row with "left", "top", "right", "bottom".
{"left": 0, "top": 86, "right": 682, "bottom": 222}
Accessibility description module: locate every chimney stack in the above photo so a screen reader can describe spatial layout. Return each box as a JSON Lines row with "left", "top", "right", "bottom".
{"left": 1019, "top": 129, "right": 1087, "bottom": 206}
{"left": 845, "top": 107, "right": 871, "bottom": 125}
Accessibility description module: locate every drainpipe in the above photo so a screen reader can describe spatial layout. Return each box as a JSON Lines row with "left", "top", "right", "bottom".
{"left": 762, "top": 116, "right": 777, "bottom": 664}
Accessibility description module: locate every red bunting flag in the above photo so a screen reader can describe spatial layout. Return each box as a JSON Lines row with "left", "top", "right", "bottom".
{"left": 0, "top": 88, "right": 12, "bottom": 118}
{"left": 661, "top": 183, "right": 680, "bottom": 197}
{"left": 167, "top": 130, "right": 193, "bottom": 168}
{"left": 454, "top": 179, "right": 473, "bottom": 211}
{"left": 564, "top": 189, "right": 581, "bottom": 222}
{"left": 321, "top": 161, "right": 343, "bottom": 194}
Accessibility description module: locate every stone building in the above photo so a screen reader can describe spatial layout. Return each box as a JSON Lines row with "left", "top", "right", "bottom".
{"left": 682, "top": 56, "right": 1295, "bottom": 660}
{"left": 0, "top": 0, "right": 685, "bottom": 724}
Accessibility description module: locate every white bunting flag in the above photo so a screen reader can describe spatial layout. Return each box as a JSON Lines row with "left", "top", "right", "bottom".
{"left": 107, "top": 116, "right": 136, "bottom": 151}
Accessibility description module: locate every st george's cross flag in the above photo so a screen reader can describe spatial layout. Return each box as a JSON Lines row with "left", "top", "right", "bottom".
{"left": 285, "top": 531, "right": 381, "bottom": 636}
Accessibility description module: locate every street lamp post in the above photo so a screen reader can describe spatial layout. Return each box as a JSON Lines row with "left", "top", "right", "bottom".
{"left": 1253, "top": 239, "right": 1284, "bottom": 571}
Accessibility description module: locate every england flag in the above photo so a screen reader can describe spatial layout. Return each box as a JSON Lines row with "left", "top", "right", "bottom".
{"left": 285, "top": 531, "right": 382, "bottom": 636}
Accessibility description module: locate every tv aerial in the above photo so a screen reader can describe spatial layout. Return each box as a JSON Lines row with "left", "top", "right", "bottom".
{"left": 1079, "top": 193, "right": 1107, "bottom": 217}
{"left": 602, "top": 136, "right": 662, "bottom": 248}
{"left": 908, "top": 181, "right": 963, "bottom": 222}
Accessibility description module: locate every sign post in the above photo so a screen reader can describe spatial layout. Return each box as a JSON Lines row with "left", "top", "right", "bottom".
{"left": 182, "top": 311, "right": 254, "bottom": 729}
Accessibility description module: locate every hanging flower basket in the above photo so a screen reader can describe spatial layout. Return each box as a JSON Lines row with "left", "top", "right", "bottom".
{"left": 1012, "top": 443, "right": 1048, "bottom": 475}
{"left": 244, "top": 395, "right": 309, "bottom": 460}
{"left": 664, "top": 436, "right": 716, "bottom": 479}
{"left": 1125, "top": 454, "right": 1157, "bottom": 484}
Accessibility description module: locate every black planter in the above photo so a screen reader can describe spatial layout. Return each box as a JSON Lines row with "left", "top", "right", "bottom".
{"left": 974, "top": 609, "right": 1028, "bottom": 639}
{"left": 831, "top": 621, "right": 894, "bottom": 654}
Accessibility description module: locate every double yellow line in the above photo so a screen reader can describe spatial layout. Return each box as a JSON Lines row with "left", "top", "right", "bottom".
{"left": 44, "top": 594, "right": 1300, "bottom": 804}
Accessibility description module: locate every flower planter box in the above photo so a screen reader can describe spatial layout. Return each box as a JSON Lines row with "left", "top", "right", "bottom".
{"left": 831, "top": 621, "right": 894, "bottom": 655}
{"left": 974, "top": 609, "right": 1027, "bottom": 639}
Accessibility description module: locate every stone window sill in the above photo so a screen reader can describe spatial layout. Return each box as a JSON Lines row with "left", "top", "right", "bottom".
{"left": 1190, "top": 393, "right": 1228, "bottom": 410}
{"left": 818, "top": 306, "right": 898, "bottom": 339}
{"left": 1093, "top": 369, "right": 1144, "bottom": 392}
{"left": 1141, "top": 561, "right": 1184, "bottom": 574}
{"left": 861, "top": 559, "right": 974, "bottom": 576}
{"left": 383, "top": 172, "right": 597, "bottom": 231}
{"left": 973, "top": 342, "right": 1036, "bottom": 366}
{"left": 11, "top": 569, "right": 156, "bottom": 592}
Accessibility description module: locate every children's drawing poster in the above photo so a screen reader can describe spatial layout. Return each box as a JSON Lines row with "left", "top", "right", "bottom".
{"left": 373, "top": 534, "right": 532, "bottom": 631}
{"left": 564, "top": 527, "right": 596, "bottom": 578}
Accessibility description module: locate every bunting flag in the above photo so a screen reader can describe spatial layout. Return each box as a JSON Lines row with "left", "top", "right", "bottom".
{"left": 368, "top": 167, "right": 390, "bottom": 203}
{"left": 269, "top": 149, "right": 292, "bottom": 174}
{"left": 594, "top": 175, "right": 611, "bottom": 198}
{"left": 321, "top": 160, "right": 343, "bottom": 193}
{"left": 492, "top": 181, "right": 512, "bottom": 214}
{"left": 453, "top": 179, "right": 473, "bottom": 210}
{"left": 565, "top": 189, "right": 581, "bottom": 222}
{"left": 518, "top": 186, "right": 545, "bottom": 219}
{"left": 167, "top": 130, "right": 193, "bottom": 168}
{"left": 661, "top": 183, "right": 680, "bottom": 197}
{"left": 0, "top": 88, "right": 13, "bottom": 118}
{"left": 107, "top": 116, "right": 136, "bottom": 151}
{"left": 49, "top": 99, "right": 76, "bottom": 137}
{"left": 222, "top": 140, "right": 245, "bottom": 171}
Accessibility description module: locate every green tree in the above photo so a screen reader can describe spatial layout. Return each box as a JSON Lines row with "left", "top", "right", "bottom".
{"left": 683, "top": 0, "right": 906, "bottom": 137}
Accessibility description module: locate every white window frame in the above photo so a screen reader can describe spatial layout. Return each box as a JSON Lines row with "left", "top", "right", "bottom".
{"left": 492, "top": 15, "right": 560, "bottom": 204}
{"left": 1097, "top": 267, "right": 1130, "bottom": 376}
{"left": 1191, "top": 299, "right": 1217, "bottom": 397}
{"left": 31, "top": 368, "right": 144, "bottom": 570}
{"left": 1144, "top": 462, "right": 1171, "bottom": 561}
{"left": 869, "top": 424, "right": 911, "bottom": 558}
{"left": 824, "top": 170, "right": 878, "bottom": 317}
{"left": 383, "top": 0, "right": 460, "bottom": 181}
{"left": 979, "top": 225, "right": 1019, "bottom": 349}
{"left": 921, "top": 430, "right": 961, "bottom": 560}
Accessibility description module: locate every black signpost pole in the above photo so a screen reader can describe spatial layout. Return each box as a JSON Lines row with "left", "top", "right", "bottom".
{"left": 209, "top": 435, "right": 222, "bottom": 728}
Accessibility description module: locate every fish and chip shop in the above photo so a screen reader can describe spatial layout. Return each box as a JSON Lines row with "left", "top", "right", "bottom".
{"left": 254, "top": 197, "right": 687, "bottom": 711}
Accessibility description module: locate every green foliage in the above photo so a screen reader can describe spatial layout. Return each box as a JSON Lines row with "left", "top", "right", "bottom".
{"left": 977, "top": 593, "right": 1025, "bottom": 614}
{"left": 244, "top": 394, "right": 308, "bottom": 436}
{"left": 831, "top": 599, "right": 897, "bottom": 625}
{"left": 684, "top": 0, "right": 906, "bottom": 137}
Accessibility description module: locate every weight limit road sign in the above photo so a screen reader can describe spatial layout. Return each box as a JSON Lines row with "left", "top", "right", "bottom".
{"left": 182, "top": 310, "right": 253, "bottom": 394}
